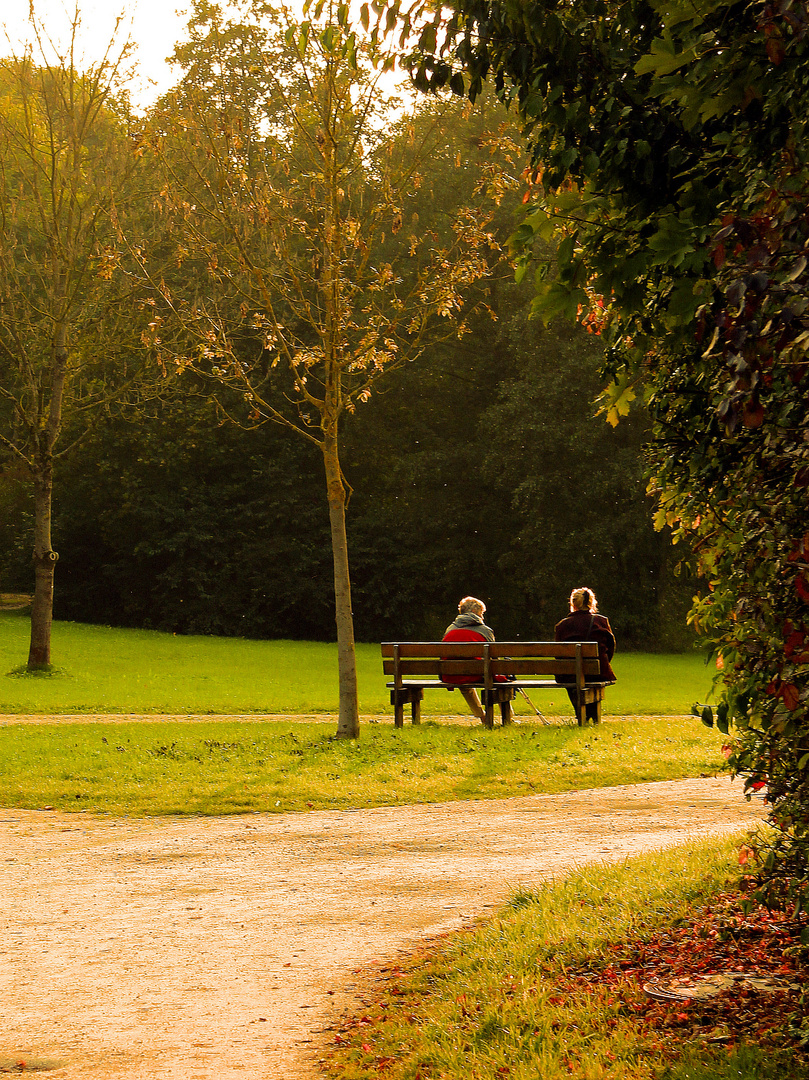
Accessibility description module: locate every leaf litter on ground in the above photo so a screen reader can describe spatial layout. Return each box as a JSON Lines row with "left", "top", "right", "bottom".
{"left": 321, "top": 887, "right": 809, "bottom": 1080}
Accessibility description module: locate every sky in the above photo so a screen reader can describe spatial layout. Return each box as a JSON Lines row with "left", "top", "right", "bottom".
{"left": 1, "top": 0, "right": 410, "bottom": 110}
{"left": 1, "top": 0, "right": 192, "bottom": 106}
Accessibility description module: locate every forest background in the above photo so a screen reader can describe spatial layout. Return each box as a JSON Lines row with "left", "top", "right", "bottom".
{"left": 0, "top": 1, "right": 695, "bottom": 655}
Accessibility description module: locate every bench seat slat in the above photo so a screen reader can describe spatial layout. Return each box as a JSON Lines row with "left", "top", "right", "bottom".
{"left": 387, "top": 680, "right": 609, "bottom": 690}
{"left": 382, "top": 660, "right": 600, "bottom": 677}
{"left": 381, "top": 641, "right": 598, "bottom": 659}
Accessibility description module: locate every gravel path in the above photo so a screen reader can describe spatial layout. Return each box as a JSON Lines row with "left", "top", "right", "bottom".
{"left": 0, "top": 767, "right": 765, "bottom": 1080}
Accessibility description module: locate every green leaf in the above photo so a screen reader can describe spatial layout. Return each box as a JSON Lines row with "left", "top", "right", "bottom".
{"left": 530, "top": 281, "right": 586, "bottom": 325}
{"left": 556, "top": 232, "right": 577, "bottom": 267}
{"left": 420, "top": 22, "right": 437, "bottom": 54}
{"left": 582, "top": 151, "right": 599, "bottom": 175}
{"left": 297, "top": 22, "right": 311, "bottom": 57}
{"left": 701, "top": 706, "right": 714, "bottom": 728}
{"left": 634, "top": 34, "right": 698, "bottom": 76}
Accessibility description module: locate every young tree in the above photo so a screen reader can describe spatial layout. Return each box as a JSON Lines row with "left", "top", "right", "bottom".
{"left": 0, "top": 7, "right": 152, "bottom": 667}
{"left": 143, "top": 0, "right": 499, "bottom": 737}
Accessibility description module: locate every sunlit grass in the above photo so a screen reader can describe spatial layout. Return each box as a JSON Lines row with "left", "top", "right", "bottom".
{"left": 323, "top": 839, "right": 806, "bottom": 1080}
{"left": 0, "top": 716, "right": 725, "bottom": 815}
{"left": 0, "top": 612, "right": 717, "bottom": 716}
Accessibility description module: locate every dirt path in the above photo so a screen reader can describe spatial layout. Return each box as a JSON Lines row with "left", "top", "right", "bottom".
{"left": 0, "top": 765, "right": 766, "bottom": 1080}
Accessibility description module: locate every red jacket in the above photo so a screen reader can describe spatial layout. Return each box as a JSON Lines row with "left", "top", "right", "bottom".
{"left": 441, "top": 626, "right": 508, "bottom": 685}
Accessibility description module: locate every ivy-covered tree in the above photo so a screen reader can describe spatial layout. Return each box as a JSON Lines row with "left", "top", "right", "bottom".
{"left": 392, "top": 0, "right": 809, "bottom": 908}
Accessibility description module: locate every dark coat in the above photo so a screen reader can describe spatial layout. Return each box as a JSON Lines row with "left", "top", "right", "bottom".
{"left": 554, "top": 609, "right": 616, "bottom": 683}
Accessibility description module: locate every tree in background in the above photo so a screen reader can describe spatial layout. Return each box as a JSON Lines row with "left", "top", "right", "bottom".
{"left": 396, "top": 0, "right": 809, "bottom": 907}
{"left": 0, "top": 8, "right": 154, "bottom": 668}
{"left": 0, "top": 84, "right": 690, "bottom": 654}
{"left": 142, "top": 0, "right": 500, "bottom": 737}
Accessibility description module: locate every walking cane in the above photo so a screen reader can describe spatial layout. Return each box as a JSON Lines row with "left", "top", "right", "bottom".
{"left": 516, "top": 686, "right": 550, "bottom": 724}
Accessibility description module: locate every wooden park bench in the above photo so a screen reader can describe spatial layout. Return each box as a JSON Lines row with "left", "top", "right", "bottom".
{"left": 381, "top": 640, "right": 610, "bottom": 729}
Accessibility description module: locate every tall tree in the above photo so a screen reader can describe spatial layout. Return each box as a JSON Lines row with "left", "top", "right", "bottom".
{"left": 0, "top": 7, "right": 151, "bottom": 667}
{"left": 393, "top": 0, "right": 809, "bottom": 904}
{"left": 143, "top": 0, "right": 499, "bottom": 737}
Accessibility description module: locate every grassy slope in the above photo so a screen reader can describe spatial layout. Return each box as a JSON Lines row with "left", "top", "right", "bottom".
{"left": 0, "top": 716, "right": 725, "bottom": 815}
{"left": 0, "top": 612, "right": 718, "bottom": 716}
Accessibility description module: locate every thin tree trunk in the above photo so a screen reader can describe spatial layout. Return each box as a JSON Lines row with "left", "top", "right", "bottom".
{"left": 28, "top": 318, "right": 68, "bottom": 669}
{"left": 28, "top": 470, "right": 58, "bottom": 668}
{"left": 322, "top": 430, "right": 360, "bottom": 739}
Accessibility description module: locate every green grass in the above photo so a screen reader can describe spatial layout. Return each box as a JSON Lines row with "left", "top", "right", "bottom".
{"left": 0, "top": 716, "right": 725, "bottom": 815}
{"left": 0, "top": 611, "right": 718, "bottom": 716}
{"left": 323, "top": 839, "right": 807, "bottom": 1080}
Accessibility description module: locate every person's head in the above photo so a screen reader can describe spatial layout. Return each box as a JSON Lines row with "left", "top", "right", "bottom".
{"left": 458, "top": 596, "right": 486, "bottom": 618}
{"left": 569, "top": 587, "right": 598, "bottom": 614}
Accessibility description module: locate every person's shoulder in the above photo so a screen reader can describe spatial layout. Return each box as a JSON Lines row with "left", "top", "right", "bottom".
{"left": 594, "top": 613, "right": 614, "bottom": 634}
{"left": 443, "top": 627, "right": 485, "bottom": 642}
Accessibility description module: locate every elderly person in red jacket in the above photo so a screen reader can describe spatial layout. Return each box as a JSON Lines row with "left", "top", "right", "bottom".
{"left": 442, "top": 596, "right": 505, "bottom": 723}
{"left": 554, "top": 586, "right": 616, "bottom": 722}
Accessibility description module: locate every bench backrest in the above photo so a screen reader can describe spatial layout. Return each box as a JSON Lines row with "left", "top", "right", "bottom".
{"left": 381, "top": 641, "right": 600, "bottom": 688}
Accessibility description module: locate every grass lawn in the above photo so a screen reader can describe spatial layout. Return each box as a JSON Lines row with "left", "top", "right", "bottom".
{"left": 322, "top": 839, "right": 808, "bottom": 1080}
{"left": 0, "top": 611, "right": 719, "bottom": 716}
{"left": 0, "top": 716, "right": 726, "bottom": 815}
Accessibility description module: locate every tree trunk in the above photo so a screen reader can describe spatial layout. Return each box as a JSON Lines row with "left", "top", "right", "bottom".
{"left": 28, "top": 469, "right": 58, "bottom": 668}
{"left": 322, "top": 430, "right": 360, "bottom": 739}
{"left": 28, "top": 315, "right": 68, "bottom": 669}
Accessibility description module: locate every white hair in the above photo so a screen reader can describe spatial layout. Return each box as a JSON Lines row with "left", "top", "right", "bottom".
{"left": 458, "top": 596, "right": 486, "bottom": 616}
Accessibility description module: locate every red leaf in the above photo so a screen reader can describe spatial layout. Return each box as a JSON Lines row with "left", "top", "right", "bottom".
{"left": 780, "top": 683, "right": 800, "bottom": 711}
{"left": 796, "top": 575, "right": 809, "bottom": 604}
{"left": 766, "top": 37, "right": 786, "bottom": 64}
{"left": 788, "top": 535, "right": 809, "bottom": 562}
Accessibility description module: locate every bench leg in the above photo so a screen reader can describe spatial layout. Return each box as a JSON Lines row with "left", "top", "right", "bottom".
{"left": 500, "top": 698, "right": 513, "bottom": 726}
{"left": 591, "top": 687, "right": 604, "bottom": 724}
{"left": 569, "top": 688, "right": 586, "bottom": 726}
{"left": 390, "top": 688, "right": 424, "bottom": 728}
{"left": 572, "top": 687, "right": 605, "bottom": 725}
{"left": 411, "top": 695, "right": 422, "bottom": 725}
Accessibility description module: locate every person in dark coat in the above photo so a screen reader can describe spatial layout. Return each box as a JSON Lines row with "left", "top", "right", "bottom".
{"left": 442, "top": 596, "right": 506, "bottom": 722}
{"left": 554, "top": 587, "right": 616, "bottom": 722}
